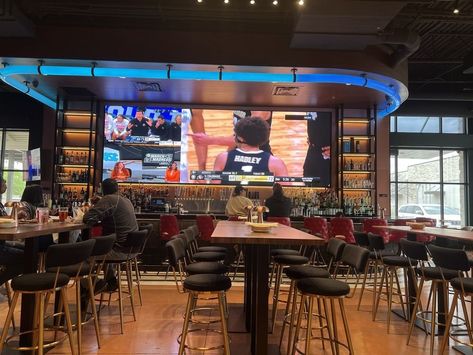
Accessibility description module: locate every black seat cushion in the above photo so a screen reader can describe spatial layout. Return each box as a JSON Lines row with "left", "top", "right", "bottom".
{"left": 450, "top": 277, "right": 473, "bottom": 293}
{"left": 198, "top": 246, "right": 227, "bottom": 253}
{"left": 183, "top": 274, "right": 231, "bottom": 292}
{"left": 12, "top": 272, "right": 70, "bottom": 292}
{"left": 271, "top": 249, "right": 300, "bottom": 256}
{"left": 274, "top": 255, "right": 309, "bottom": 265}
{"left": 285, "top": 266, "right": 330, "bottom": 280}
{"left": 186, "top": 262, "right": 229, "bottom": 275}
{"left": 468, "top": 257, "right": 473, "bottom": 267}
{"left": 416, "top": 267, "right": 459, "bottom": 280}
{"left": 46, "top": 262, "right": 91, "bottom": 277}
{"left": 192, "top": 251, "right": 226, "bottom": 262}
{"left": 369, "top": 250, "right": 397, "bottom": 260}
{"left": 297, "top": 277, "right": 350, "bottom": 297}
{"left": 382, "top": 256, "right": 412, "bottom": 267}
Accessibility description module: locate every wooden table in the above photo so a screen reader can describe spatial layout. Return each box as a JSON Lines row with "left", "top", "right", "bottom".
{"left": 211, "top": 221, "right": 324, "bottom": 355}
{"left": 0, "top": 222, "right": 88, "bottom": 353}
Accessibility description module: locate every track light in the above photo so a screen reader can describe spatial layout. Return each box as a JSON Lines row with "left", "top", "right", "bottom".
{"left": 453, "top": 0, "right": 459, "bottom": 14}
{"left": 272, "top": 0, "right": 278, "bottom": 5}
{"left": 298, "top": 0, "right": 304, "bottom": 5}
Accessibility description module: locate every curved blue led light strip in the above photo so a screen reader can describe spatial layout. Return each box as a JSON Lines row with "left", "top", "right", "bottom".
{"left": 0, "top": 64, "right": 405, "bottom": 116}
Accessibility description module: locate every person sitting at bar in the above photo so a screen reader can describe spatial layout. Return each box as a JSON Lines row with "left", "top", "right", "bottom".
{"left": 127, "top": 107, "right": 152, "bottom": 136}
{"left": 83, "top": 178, "right": 138, "bottom": 289}
{"left": 265, "top": 183, "right": 292, "bottom": 217}
{"left": 151, "top": 114, "right": 171, "bottom": 141}
{"left": 213, "top": 116, "right": 288, "bottom": 176}
{"left": 225, "top": 185, "right": 253, "bottom": 217}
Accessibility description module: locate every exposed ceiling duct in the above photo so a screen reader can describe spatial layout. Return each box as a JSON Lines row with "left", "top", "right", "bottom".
{"left": 290, "top": 0, "right": 420, "bottom": 67}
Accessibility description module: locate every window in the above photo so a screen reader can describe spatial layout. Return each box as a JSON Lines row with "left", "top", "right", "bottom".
{"left": 390, "top": 116, "right": 466, "bottom": 134}
{"left": 390, "top": 148, "right": 467, "bottom": 227}
{"left": 1, "top": 130, "right": 29, "bottom": 204}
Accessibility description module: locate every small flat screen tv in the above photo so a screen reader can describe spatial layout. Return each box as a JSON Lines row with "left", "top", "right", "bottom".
{"left": 24, "top": 148, "right": 41, "bottom": 182}
{"left": 103, "top": 105, "right": 332, "bottom": 187}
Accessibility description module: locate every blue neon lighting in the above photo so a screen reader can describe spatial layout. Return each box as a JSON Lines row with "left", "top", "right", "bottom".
{"left": 0, "top": 63, "right": 406, "bottom": 115}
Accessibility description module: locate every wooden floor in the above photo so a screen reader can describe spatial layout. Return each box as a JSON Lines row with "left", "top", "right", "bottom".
{"left": 0, "top": 282, "right": 469, "bottom": 354}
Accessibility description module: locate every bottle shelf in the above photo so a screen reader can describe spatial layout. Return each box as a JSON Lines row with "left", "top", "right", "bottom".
{"left": 56, "top": 164, "right": 91, "bottom": 168}
{"left": 341, "top": 153, "right": 374, "bottom": 157}
{"left": 343, "top": 188, "right": 375, "bottom": 191}
{"left": 60, "top": 128, "right": 96, "bottom": 133}
{"left": 340, "top": 135, "right": 375, "bottom": 140}
{"left": 341, "top": 170, "right": 375, "bottom": 174}
{"left": 56, "top": 182, "right": 88, "bottom": 185}
{"left": 57, "top": 146, "right": 94, "bottom": 151}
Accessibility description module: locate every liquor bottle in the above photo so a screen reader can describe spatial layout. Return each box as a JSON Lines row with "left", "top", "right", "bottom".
{"left": 349, "top": 159, "right": 354, "bottom": 170}
{"left": 65, "top": 152, "right": 70, "bottom": 164}
{"left": 350, "top": 137, "right": 355, "bottom": 153}
{"left": 355, "top": 140, "right": 360, "bottom": 153}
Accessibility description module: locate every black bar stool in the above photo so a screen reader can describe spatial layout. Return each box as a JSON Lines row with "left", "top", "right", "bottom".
{"left": 428, "top": 245, "right": 472, "bottom": 354}
{"left": 134, "top": 223, "right": 154, "bottom": 306}
{"left": 279, "top": 265, "right": 330, "bottom": 355}
{"left": 292, "top": 277, "right": 354, "bottom": 355}
{"left": 326, "top": 238, "right": 346, "bottom": 276}
{"left": 0, "top": 239, "right": 96, "bottom": 355}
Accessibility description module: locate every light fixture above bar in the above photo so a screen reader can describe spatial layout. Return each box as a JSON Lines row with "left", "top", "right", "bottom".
{"left": 0, "top": 61, "right": 406, "bottom": 116}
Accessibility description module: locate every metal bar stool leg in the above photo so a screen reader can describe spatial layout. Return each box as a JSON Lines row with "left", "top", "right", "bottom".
{"left": 133, "top": 257, "right": 143, "bottom": 306}
{"left": 5, "top": 282, "right": 15, "bottom": 329}
{"left": 339, "top": 298, "right": 354, "bottom": 354}
{"left": 178, "top": 292, "right": 193, "bottom": 355}
{"left": 0, "top": 291, "right": 19, "bottom": 353}
{"left": 117, "top": 264, "right": 124, "bottom": 334}
{"left": 218, "top": 292, "right": 231, "bottom": 354}
{"left": 61, "top": 288, "right": 78, "bottom": 355}
{"left": 75, "top": 282, "right": 82, "bottom": 355}
{"left": 126, "top": 261, "right": 137, "bottom": 321}
{"left": 38, "top": 292, "right": 45, "bottom": 355}
{"left": 271, "top": 263, "right": 283, "bottom": 332}
{"left": 87, "top": 276, "right": 101, "bottom": 348}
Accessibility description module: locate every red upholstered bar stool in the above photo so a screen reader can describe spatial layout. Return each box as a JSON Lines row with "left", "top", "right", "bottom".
{"left": 303, "top": 217, "right": 329, "bottom": 264}
{"left": 267, "top": 216, "right": 291, "bottom": 226}
{"left": 363, "top": 218, "right": 390, "bottom": 244}
{"left": 160, "top": 214, "right": 180, "bottom": 241}
{"left": 196, "top": 215, "right": 216, "bottom": 244}
{"left": 390, "top": 218, "right": 415, "bottom": 243}
{"left": 329, "top": 217, "right": 356, "bottom": 244}
{"left": 415, "top": 217, "right": 436, "bottom": 243}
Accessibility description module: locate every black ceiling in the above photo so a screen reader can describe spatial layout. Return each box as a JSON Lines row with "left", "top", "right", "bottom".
{"left": 5, "top": 0, "right": 473, "bottom": 102}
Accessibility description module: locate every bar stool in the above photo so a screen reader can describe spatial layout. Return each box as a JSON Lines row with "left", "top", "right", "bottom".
{"left": 292, "top": 277, "right": 354, "bottom": 355}
{"left": 182, "top": 227, "right": 227, "bottom": 255}
{"left": 329, "top": 217, "right": 355, "bottom": 244}
{"left": 160, "top": 215, "right": 180, "bottom": 241}
{"left": 178, "top": 273, "right": 232, "bottom": 355}
{"left": 437, "top": 247, "right": 473, "bottom": 353}
{"left": 98, "top": 229, "right": 149, "bottom": 334}
{"left": 372, "top": 241, "right": 412, "bottom": 332}
{"left": 0, "top": 239, "right": 96, "bottom": 355}
{"left": 133, "top": 223, "right": 154, "bottom": 306}
{"left": 326, "top": 238, "right": 346, "bottom": 276}
{"left": 279, "top": 265, "right": 330, "bottom": 354}
{"left": 46, "top": 235, "right": 116, "bottom": 353}
{"left": 403, "top": 241, "right": 458, "bottom": 355}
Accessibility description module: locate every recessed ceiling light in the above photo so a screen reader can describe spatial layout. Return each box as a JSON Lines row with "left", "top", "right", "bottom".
{"left": 250, "top": 0, "right": 255, "bottom": 4}
{"left": 197, "top": 0, "right": 203, "bottom": 2}
{"left": 224, "top": 0, "right": 229, "bottom": 3}
{"left": 453, "top": 0, "right": 460, "bottom": 14}
{"left": 298, "top": 0, "right": 304, "bottom": 5}
{"left": 273, "top": 0, "right": 278, "bottom": 5}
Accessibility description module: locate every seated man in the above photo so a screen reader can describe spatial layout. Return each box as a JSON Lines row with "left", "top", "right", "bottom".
{"left": 83, "top": 178, "right": 138, "bottom": 288}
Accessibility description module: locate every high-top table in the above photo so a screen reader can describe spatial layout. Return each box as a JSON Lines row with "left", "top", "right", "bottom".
{"left": 0, "top": 221, "right": 88, "bottom": 353}
{"left": 211, "top": 220, "right": 324, "bottom": 355}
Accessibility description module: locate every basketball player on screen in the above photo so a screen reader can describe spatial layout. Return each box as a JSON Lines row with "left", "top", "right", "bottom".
{"left": 213, "top": 117, "right": 288, "bottom": 176}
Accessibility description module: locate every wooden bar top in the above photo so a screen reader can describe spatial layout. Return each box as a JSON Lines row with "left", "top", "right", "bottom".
{"left": 373, "top": 225, "right": 473, "bottom": 243}
{"left": 0, "top": 222, "right": 88, "bottom": 241}
{"left": 211, "top": 220, "right": 324, "bottom": 245}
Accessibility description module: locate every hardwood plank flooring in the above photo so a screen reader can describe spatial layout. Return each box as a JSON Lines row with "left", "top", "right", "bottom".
{"left": 0, "top": 284, "right": 468, "bottom": 354}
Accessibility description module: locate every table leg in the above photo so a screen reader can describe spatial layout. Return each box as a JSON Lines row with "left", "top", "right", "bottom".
{"left": 19, "top": 238, "right": 39, "bottom": 353}
{"left": 250, "top": 244, "right": 270, "bottom": 355}
{"left": 407, "top": 232, "right": 417, "bottom": 241}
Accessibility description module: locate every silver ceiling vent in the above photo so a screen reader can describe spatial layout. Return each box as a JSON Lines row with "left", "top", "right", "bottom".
{"left": 273, "top": 86, "right": 299, "bottom": 96}
{"left": 134, "top": 82, "right": 163, "bottom": 92}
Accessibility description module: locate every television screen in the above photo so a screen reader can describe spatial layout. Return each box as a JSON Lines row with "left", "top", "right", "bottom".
{"left": 103, "top": 105, "right": 332, "bottom": 186}
{"left": 24, "top": 148, "right": 41, "bottom": 182}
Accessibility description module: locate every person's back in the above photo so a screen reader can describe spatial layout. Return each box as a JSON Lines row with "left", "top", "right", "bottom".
{"left": 265, "top": 195, "right": 292, "bottom": 217}
{"left": 226, "top": 195, "right": 253, "bottom": 217}
{"left": 83, "top": 179, "right": 138, "bottom": 249}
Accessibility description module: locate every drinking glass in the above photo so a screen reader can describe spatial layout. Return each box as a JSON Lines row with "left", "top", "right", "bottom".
{"left": 59, "top": 207, "right": 69, "bottom": 222}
